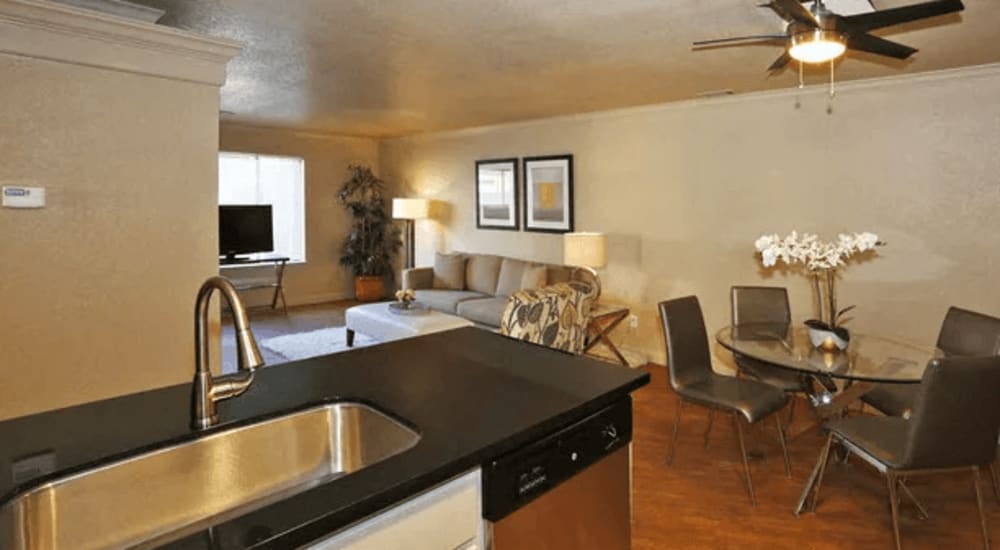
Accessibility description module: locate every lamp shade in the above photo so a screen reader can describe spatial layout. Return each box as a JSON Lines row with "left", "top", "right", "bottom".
{"left": 563, "top": 232, "right": 607, "bottom": 269}
{"left": 392, "top": 198, "right": 430, "bottom": 220}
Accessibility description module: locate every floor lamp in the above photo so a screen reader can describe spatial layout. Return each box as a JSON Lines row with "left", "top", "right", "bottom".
{"left": 392, "top": 198, "right": 430, "bottom": 269}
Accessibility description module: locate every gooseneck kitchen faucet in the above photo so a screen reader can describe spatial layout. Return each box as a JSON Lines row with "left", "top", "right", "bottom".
{"left": 191, "top": 276, "right": 264, "bottom": 429}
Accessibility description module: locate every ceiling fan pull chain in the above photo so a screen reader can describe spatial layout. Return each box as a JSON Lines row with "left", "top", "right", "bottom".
{"left": 827, "top": 60, "right": 836, "bottom": 114}
{"left": 794, "top": 60, "right": 804, "bottom": 109}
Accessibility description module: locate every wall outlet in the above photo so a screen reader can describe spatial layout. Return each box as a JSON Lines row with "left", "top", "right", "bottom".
{"left": 628, "top": 314, "right": 639, "bottom": 330}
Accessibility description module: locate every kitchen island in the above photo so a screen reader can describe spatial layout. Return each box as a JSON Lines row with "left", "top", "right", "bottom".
{"left": 0, "top": 327, "right": 648, "bottom": 549}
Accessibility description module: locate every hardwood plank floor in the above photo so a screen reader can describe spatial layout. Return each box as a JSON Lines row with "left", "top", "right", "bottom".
{"left": 631, "top": 364, "right": 999, "bottom": 549}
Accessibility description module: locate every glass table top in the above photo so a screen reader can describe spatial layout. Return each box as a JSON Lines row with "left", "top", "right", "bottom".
{"left": 715, "top": 323, "right": 938, "bottom": 383}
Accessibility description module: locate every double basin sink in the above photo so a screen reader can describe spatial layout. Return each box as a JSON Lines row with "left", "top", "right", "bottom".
{"left": 0, "top": 402, "right": 421, "bottom": 549}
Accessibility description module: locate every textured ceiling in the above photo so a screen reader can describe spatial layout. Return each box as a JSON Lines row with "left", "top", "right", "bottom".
{"left": 130, "top": 0, "right": 1000, "bottom": 137}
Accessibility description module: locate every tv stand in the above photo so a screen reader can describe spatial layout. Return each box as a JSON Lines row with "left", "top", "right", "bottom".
{"left": 219, "top": 255, "right": 290, "bottom": 312}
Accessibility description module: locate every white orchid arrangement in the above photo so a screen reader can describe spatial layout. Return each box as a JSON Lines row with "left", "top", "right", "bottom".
{"left": 754, "top": 231, "right": 880, "bottom": 271}
{"left": 754, "top": 231, "right": 883, "bottom": 336}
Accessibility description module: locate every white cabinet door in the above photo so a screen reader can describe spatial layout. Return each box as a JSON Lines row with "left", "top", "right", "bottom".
{"left": 305, "top": 469, "right": 483, "bottom": 550}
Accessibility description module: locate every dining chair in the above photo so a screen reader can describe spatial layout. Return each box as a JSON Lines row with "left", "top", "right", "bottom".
{"left": 861, "top": 306, "right": 1000, "bottom": 503}
{"left": 863, "top": 306, "right": 1000, "bottom": 417}
{"left": 659, "top": 295, "right": 791, "bottom": 506}
{"left": 730, "top": 286, "right": 811, "bottom": 424}
{"left": 806, "top": 356, "right": 1000, "bottom": 550}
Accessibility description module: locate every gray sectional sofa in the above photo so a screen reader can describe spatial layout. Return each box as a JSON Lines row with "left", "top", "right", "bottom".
{"left": 401, "top": 252, "right": 596, "bottom": 328}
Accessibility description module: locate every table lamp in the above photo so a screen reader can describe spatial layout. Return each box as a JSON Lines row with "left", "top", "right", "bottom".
{"left": 563, "top": 232, "right": 607, "bottom": 299}
{"left": 392, "top": 198, "right": 430, "bottom": 269}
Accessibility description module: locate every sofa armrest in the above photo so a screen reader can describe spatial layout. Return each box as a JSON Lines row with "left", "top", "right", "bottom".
{"left": 402, "top": 267, "right": 434, "bottom": 290}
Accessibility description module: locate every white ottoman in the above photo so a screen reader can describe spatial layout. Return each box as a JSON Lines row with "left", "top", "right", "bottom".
{"left": 345, "top": 302, "right": 474, "bottom": 346}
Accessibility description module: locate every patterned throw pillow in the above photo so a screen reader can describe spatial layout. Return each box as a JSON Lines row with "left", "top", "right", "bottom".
{"left": 499, "top": 281, "right": 597, "bottom": 354}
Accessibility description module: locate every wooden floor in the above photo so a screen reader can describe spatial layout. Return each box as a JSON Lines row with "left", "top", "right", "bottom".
{"left": 631, "top": 365, "right": 999, "bottom": 550}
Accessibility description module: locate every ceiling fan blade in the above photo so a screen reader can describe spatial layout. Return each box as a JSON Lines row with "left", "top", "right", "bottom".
{"left": 843, "top": 0, "right": 964, "bottom": 33}
{"left": 847, "top": 33, "right": 918, "bottom": 59}
{"left": 693, "top": 35, "right": 787, "bottom": 47}
{"left": 763, "top": 0, "right": 819, "bottom": 27}
{"left": 768, "top": 51, "right": 792, "bottom": 72}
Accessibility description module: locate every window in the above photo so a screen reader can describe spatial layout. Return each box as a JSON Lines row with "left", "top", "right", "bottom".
{"left": 219, "top": 152, "right": 306, "bottom": 262}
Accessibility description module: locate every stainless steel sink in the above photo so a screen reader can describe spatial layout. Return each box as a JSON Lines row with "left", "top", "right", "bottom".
{"left": 0, "top": 402, "right": 420, "bottom": 550}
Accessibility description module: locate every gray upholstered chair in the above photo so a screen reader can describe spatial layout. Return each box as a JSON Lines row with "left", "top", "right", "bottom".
{"left": 659, "top": 295, "right": 790, "bottom": 506}
{"left": 730, "top": 286, "right": 811, "bottom": 422}
{"left": 807, "top": 356, "right": 1000, "bottom": 550}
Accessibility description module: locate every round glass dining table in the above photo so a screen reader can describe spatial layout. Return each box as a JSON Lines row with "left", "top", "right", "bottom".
{"left": 715, "top": 323, "right": 937, "bottom": 384}
{"left": 717, "top": 323, "right": 938, "bottom": 516}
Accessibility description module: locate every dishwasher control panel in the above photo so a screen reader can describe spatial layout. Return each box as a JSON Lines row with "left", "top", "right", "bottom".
{"left": 481, "top": 397, "right": 632, "bottom": 521}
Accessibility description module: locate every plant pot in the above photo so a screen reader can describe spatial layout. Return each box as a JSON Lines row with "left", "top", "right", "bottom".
{"left": 354, "top": 275, "right": 385, "bottom": 302}
{"left": 808, "top": 327, "right": 849, "bottom": 351}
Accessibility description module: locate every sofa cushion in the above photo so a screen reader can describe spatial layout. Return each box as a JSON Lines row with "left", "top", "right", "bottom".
{"left": 521, "top": 264, "right": 548, "bottom": 291}
{"left": 456, "top": 297, "right": 509, "bottom": 327}
{"left": 465, "top": 254, "right": 503, "bottom": 295}
{"left": 432, "top": 253, "right": 466, "bottom": 290}
{"left": 495, "top": 258, "right": 528, "bottom": 297}
{"left": 415, "top": 289, "right": 487, "bottom": 314}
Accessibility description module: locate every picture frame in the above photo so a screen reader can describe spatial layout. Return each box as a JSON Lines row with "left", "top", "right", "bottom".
{"left": 522, "top": 154, "right": 574, "bottom": 233}
{"left": 475, "top": 158, "right": 519, "bottom": 231}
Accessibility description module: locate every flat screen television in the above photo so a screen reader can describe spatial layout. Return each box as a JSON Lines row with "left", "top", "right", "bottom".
{"left": 219, "top": 205, "right": 274, "bottom": 261}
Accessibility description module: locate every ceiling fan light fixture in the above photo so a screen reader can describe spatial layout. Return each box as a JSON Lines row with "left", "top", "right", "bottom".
{"left": 789, "top": 30, "right": 846, "bottom": 64}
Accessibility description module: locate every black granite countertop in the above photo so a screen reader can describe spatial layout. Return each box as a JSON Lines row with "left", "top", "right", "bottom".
{"left": 0, "top": 327, "right": 648, "bottom": 549}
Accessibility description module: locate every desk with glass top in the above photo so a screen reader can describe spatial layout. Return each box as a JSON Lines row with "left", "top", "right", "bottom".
{"left": 219, "top": 255, "right": 290, "bottom": 312}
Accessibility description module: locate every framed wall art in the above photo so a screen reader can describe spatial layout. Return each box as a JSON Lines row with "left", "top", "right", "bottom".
{"left": 523, "top": 154, "right": 573, "bottom": 233}
{"left": 475, "top": 158, "right": 519, "bottom": 230}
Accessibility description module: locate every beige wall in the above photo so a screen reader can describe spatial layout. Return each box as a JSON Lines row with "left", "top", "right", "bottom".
{"left": 0, "top": 54, "right": 223, "bottom": 420}
{"left": 380, "top": 65, "right": 1000, "bottom": 366}
{"left": 218, "top": 124, "right": 380, "bottom": 307}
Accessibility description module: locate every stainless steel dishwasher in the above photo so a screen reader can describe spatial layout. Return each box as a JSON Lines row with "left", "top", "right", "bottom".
{"left": 482, "top": 397, "right": 633, "bottom": 550}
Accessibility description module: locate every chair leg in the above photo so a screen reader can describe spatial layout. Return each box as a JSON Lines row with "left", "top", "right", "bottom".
{"left": 990, "top": 461, "right": 1000, "bottom": 506}
{"left": 667, "top": 398, "right": 684, "bottom": 466}
{"left": 810, "top": 433, "right": 835, "bottom": 513}
{"left": 732, "top": 412, "right": 756, "bottom": 506}
{"left": 973, "top": 466, "right": 991, "bottom": 550}
{"left": 704, "top": 407, "right": 715, "bottom": 449}
{"left": 887, "top": 473, "right": 903, "bottom": 550}
{"left": 775, "top": 411, "right": 791, "bottom": 478}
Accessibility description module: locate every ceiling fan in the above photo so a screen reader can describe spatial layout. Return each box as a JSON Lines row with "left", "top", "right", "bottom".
{"left": 694, "top": 0, "right": 965, "bottom": 71}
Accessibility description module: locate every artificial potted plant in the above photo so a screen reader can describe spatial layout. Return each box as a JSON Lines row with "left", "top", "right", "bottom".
{"left": 754, "top": 231, "right": 883, "bottom": 351}
{"left": 337, "top": 165, "right": 402, "bottom": 302}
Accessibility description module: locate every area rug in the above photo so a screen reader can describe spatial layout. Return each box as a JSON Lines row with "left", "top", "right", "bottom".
{"left": 260, "top": 326, "right": 377, "bottom": 362}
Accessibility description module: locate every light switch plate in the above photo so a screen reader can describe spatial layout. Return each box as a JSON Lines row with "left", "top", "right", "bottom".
{"left": 3, "top": 186, "right": 46, "bottom": 208}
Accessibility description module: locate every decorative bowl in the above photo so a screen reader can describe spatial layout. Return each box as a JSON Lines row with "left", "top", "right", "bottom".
{"left": 808, "top": 327, "right": 848, "bottom": 351}
{"left": 388, "top": 301, "right": 429, "bottom": 316}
